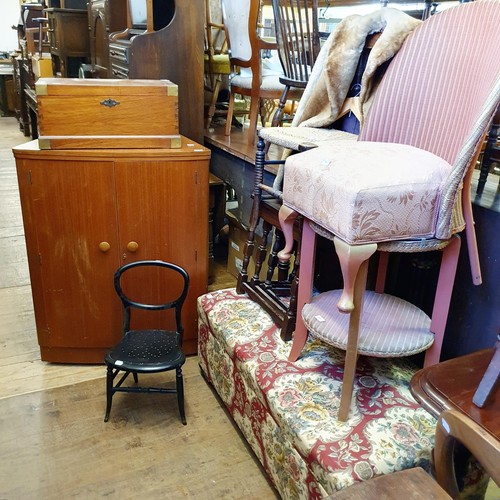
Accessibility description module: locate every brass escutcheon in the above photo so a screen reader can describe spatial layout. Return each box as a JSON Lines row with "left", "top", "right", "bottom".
{"left": 100, "top": 98, "right": 120, "bottom": 108}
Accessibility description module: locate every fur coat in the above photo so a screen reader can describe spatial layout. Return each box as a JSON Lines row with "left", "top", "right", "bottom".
{"left": 292, "top": 8, "right": 422, "bottom": 130}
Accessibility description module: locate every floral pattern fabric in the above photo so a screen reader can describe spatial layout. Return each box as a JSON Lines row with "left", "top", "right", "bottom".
{"left": 198, "top": 289, "right": 436, "bottom": 499}
{"left": 282, "top": 141, "right": 451, "bottom": 245}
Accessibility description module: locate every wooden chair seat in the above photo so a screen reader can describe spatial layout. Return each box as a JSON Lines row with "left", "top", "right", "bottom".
{"left": 329, "top": 468, "right": 451, "bottom": 499}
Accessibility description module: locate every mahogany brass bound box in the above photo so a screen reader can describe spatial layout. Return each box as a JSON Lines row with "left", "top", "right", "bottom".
{"left": 35, "top": 78, "right": 181, "bottom": 149}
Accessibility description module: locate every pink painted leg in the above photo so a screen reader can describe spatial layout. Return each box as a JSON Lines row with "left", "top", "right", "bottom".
{"left": 424, "top": 235, "right": 461, "bottom": 366}
{"left": 277, "top": 205, "right": 298, "bottom": 262}
{"left": 288, "top": 220, "right": 316, "bottom": 362}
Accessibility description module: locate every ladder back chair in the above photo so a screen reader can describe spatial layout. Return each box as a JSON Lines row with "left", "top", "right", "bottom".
{"left": 270, "top": 0, "right": 320, "bottom": 127}
{"left": 204, "top": 0, "right": 231, "bottom": 130}
{"left": 278, "top": 0, "right": 500, "bottom": 421}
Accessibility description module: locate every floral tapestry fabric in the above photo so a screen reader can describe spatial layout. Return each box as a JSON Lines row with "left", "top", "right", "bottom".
{"left": 198, "top": 289, "right": 436, "bottom": 499}
{"left": 282, "top": 141, "right": 451, "bottom": 245}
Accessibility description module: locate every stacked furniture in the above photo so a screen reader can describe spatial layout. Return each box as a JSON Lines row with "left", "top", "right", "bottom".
{"left": 276, "top": 0, "right": 499, "bottom": 422}
{"left": 11, "top": 2, "right": 45, "bottom": 137}
{"left": 87, "top": 0, "right": 127, "bottom": 78}
{"left": 14, "top": 79, "right": 210, "bottom": 363}
{"left": 108, "top": 0, "right": 204, "bottom": 143}
{"left": 45, "top": 3, "right": 90, "bottom": 77}
{"left": 221, "top": 0, "right": 304, "bottom": 145}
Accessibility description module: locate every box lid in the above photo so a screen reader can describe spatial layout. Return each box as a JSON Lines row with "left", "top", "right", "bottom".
{"left": 35, "top": 78, "right": 178, "bottom": 97}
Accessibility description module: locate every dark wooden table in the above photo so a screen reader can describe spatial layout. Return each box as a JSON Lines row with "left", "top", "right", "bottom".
{"left": 328, "top": 467, "right": 450, "bottom": 499}
{"left": 411, "top": 348, "right": 499, "bottom": 440}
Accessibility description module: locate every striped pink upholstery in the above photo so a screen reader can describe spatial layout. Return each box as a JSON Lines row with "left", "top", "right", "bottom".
{"left": 359, "top": 1, "right": 500, "bottom": 239}
{"left": 283, "top": 1, "right": 500, "bottom": 243}
{"left": 302, "top": 290, "right": 434, "bottom": 356}
{"left": 361, "top": 0, "right": 500, "bottom": 166}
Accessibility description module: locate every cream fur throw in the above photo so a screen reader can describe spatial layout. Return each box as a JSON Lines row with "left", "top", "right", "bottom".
{"left": 292, "top": 8, "right": 422, "bottom": 130}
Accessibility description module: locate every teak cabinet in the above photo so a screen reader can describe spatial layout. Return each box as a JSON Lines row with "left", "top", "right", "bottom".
{"left": 14, "top": 139, "right": 210, "bottom": 363}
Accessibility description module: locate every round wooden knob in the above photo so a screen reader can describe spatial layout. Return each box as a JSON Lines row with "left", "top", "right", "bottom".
{"left": 126, "top": 241, "right": 139, "bottom": 252}
{"left": 98, "top": 241, "right": 111, "bottom": 252}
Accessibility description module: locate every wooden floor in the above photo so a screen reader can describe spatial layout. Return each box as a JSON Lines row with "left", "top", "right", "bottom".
{"left": 0, "top": 116, "right": 277, "bottom": 498}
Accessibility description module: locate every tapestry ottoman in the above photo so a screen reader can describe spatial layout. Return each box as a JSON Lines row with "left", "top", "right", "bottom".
{"left": 197, "top": 288, "right": 436, "bottom": 499}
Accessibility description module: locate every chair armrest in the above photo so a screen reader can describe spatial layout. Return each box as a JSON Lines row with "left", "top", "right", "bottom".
{"left": 257, "top": 37, "right": 278, "bottom": 52}
{"left": 434, "top": 409, "right": 500, "bottom": 497}
{"left": 109, "top": 28, "right": 131, "bottom": 41}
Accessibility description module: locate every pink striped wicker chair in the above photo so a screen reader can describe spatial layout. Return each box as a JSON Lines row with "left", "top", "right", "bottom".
{"left": 277, "top": 1, "right": 500, "bottom": 421}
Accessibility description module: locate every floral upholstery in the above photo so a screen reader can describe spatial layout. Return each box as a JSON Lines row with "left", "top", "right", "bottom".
{"left": 198, "top": 289, "right": 436, "bottom": 499}
{"left": 283, "top": 141, "right": 452, "bottom": 245}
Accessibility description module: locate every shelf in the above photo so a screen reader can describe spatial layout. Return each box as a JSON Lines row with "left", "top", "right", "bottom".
{"left": 302, "top": 289, "right": 435, "bottom": 357}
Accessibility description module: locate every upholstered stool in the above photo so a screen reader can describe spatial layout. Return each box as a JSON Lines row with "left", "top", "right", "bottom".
{"left": 198, "top": 289, "right": 436, "bottom": 499}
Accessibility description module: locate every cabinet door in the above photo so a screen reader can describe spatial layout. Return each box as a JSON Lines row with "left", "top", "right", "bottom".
{"left": 115, "top": 158, "right": 208, "bottom": 353}
{"left": 21, "top": 159, "right": 122, "bottom": 357}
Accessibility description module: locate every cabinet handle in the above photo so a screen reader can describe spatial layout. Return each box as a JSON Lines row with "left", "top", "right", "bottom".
{"left": 126, "top": 241, "right": 139, "bottom": 252}
{"left": 99, "top": 241, "right": 111, "bottom": 252}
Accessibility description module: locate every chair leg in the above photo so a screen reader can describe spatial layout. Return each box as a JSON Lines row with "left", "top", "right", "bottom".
{"left": 333, "top": 238, "right": 377, "bottom": 421}
{"left": 252, "top": 220, "right": 272, "bottom": 284}
{"left": 333, "top": 238, "right": 377, "bottom": 313}
{"left": 205, "top": 76, "right": 222, "bottom": 130}
{"left": 271, "top": 86, "right": 290, "bottom": 127}
{"left": 265, "top": 228, "right": 282, "bottom": 284}
{"left": 277, "top": 204, "right": 299, "bottom": 262}
{"left": 476, "top": 117, "right": 499, "bottom": 197}
{"left": 375, "top": 251, "right": 390, "bottom": 293}
{"left": 176, "top": 366, "right": 186, "bottom": 425}
{"left": 462, "top": 165, "right": 482, "bottom": 285}
{"left": 104, "top": 365, "right": 114, "bottom": 422}
{"left": 236, "top": 136, "right": 266, "bottom": 293}
{"left": 247, "top": 97, "right": 260, "bottom": 145}
{"left": 225, "top": 90, "right": 235, "bottom": 136}
{"left": 473, "top": 339, "right": 500, "bottom": 407}
{"left": 288, "top": 219, "right": 316, "bottom": 361}
{"left": 424, "top": 234, "right": 461, "bottom": 366}
{"left": 338, "top": 258, "right": 370, "bottom": 422}
{"left": 273, "top": 229, "right": 291, "bottom": 283}
{"left": 282, "top": 274, "right": 297, "bottom": 344}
